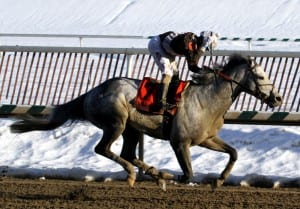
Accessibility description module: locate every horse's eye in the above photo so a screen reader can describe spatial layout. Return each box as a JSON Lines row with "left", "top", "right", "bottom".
{"left": 257, "top": 75, "right": 265, "bottom": 80}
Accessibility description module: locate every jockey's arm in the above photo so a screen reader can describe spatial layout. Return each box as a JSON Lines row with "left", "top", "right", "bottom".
{"left": 188, "top": 63, "right": 202, "bottom": 73}
{"left": 186, "top": 50, "right": 204, "bottom": 73}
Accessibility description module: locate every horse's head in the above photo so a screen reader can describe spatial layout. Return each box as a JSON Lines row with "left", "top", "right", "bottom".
{"left": 243, "top": 58, "right": 282, "bottom": 108}
{"left": 222, "top": 55, "right": 282, "bottom": 108}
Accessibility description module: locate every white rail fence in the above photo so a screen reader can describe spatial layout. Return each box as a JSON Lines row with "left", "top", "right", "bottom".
{"left": 0, "top": 45, "right": 299, "bottom": 125}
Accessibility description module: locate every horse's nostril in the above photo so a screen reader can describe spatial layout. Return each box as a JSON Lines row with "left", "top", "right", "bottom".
{"left": 276, "top": 96, "right": 282, "bottom": 102}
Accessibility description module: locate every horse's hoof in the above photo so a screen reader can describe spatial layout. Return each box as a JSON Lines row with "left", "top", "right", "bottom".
{"left": 211, "top": 179, "right": 224, "bottom": 191}
{"left": 157, "top": 179, "right": 167, "bottom": 191}
{"left": 127, "top": 174, "right": 136, "bottom": 188}
{"left": 145, "top": 167, "right": 158, "bottom": 176}
{"left": 159, "top": 171, "right": 174, "bottom": 180}
{"left": 178, "top": 175, "right": 190, "bottom": 184}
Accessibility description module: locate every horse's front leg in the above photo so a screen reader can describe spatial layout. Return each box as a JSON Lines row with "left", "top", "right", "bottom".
{"left": 199, "top": 136, "right": 237, "bottom": 189}
{"left": 170, "top": 140, "right": 193, "bottom": 183}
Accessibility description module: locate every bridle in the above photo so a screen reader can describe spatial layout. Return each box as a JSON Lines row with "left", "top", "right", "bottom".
{"left": 247, "top": 65, "right": 275, "bottom": 103}
{"left": 211, "top": 61, "right": 274, "bottom": 102}
{"left": 208, "top": 50, "right": 274, "bottom": 102}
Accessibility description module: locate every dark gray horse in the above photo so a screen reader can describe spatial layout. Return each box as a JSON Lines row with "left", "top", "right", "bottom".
{"left": 10, "top": 55, "right": 282, "bottom": 189}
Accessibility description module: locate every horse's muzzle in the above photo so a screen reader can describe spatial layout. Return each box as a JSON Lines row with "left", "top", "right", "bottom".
{"left": 266, "top": 91, "right": 282, "bottom": 108}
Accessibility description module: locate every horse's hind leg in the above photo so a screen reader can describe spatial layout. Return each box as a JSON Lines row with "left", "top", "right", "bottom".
{"left": 199, "top": 136, "right": 237, "bottom": 189}
{"left": 120, "top": 126, "right": 173, "bottom": 184}
{"left": 94, "top": 127, "right": 136, "bottom": 187}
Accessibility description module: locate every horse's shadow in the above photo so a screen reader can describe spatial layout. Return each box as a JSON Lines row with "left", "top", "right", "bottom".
{"left": 1, "top": 165, "right": 299, "bottom": 188}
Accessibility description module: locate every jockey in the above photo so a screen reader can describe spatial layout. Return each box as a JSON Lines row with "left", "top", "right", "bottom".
{"left": 148, "top": 31, "right": 219, "bottom": 109}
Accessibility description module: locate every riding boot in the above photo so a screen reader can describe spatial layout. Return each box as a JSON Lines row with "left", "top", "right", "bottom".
{"left": 158, "top": 74, "right": 172, "bottom": 110}
{"left": 171, "top": 71, "right": 180, "bottom": 83}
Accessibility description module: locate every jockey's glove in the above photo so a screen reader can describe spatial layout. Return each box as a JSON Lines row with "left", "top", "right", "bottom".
{"left": 200, "top": 31, "right": 220, "bottom": 52}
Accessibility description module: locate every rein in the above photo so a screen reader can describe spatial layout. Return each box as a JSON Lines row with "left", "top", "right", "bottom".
{"left": 208, "top": 50, "right": 241, "bottom": 90}
{"left": 210, "top": 65, "right": 273, "bottom": 102}
{"left": 207, "top": 50, "right": 273, "bottom": 102}
{"left": 213, "top": 70, "right": 237, "bottom": 101}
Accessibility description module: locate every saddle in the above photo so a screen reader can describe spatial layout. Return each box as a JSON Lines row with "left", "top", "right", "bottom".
{"left": 134, "top": 77, "right": 189, "bottom": 139}
{"left": 134, "top": 77, "right": 189, "bottom": 115}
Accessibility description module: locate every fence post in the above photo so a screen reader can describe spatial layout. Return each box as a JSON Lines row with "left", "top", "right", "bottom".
{"left": 248, "top": 40, "right": 252, "bottom": 51}
{"left": 79, "top": 37, "right": 83, "bottom": 47}
{"left": 126, "top": 54, "right": 134, "bottom": 77}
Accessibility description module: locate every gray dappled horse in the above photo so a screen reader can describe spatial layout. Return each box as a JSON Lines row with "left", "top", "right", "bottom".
{"left": 10, "top": 55, "right": 282, "bottom": 189}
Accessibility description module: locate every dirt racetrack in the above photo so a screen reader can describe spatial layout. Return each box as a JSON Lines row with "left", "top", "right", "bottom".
{"left": 0, "top": 177, "right": 299, "bottom": 209}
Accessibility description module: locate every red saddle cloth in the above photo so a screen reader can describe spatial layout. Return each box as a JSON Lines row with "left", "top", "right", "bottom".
{"left": 134, "top": 77, "right": 189, "bottom": 114}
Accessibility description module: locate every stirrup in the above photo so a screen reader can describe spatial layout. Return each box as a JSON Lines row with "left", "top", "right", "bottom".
{"left": 162, "top": 102, "right": 176, "bottom": 110}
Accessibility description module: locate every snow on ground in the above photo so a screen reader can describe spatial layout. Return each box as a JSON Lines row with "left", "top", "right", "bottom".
{"left": 0, "top": 0, "right": 299, "bottom": 187}
{"left": 1, "top": 119, "right": 299, "bottom": 187}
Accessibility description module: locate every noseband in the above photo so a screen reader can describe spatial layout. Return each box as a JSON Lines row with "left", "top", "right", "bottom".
{"left": 247, "top": 64, "right": 275, "bottom": 103}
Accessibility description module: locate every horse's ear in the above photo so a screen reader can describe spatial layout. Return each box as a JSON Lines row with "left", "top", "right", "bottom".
{"left": 247, "top": 56, "right": 255, "bottom": 67}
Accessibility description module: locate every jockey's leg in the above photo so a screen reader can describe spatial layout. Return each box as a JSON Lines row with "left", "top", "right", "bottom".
{"left": 171, "top": 70, "right": 180, "bottom": 83}
{"left": 170, "top": 59, "right": 179, "bottom": 82}
{"left": 158, "top": 74, "right": 172, "bottom": 109}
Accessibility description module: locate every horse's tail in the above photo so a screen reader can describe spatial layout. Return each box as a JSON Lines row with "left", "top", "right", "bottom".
{"left": 10, "top": 94, "right": 86, "bottom": 133}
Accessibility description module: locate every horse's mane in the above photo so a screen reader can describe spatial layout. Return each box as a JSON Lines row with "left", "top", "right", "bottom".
{"left": 191, "top": 54, "right": 251, "bottom": 84}
{"left": 223, "top": 54, "right": 251, "bottom": 72}
{"left": 191, "top": 66, "right": 216, "bottom": 84}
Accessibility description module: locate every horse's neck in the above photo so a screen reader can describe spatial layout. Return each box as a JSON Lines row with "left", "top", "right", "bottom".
{"left": 187, "top": 81, "right": 232, "bottom": 111}
{"left": 190, "top": 67, "right": 247, "bottom": 110}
